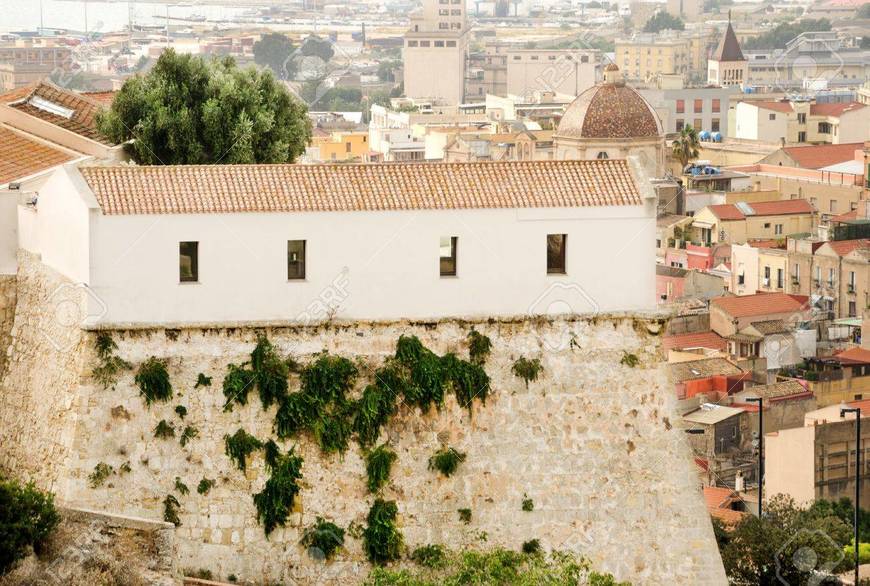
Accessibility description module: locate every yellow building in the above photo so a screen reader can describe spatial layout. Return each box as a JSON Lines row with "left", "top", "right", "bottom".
{"left": 310, "top": 131, "right": 371, "bottom": 163}
{"left": 615, "top": 34, "right": 692, "bottom": 82}
{"left": 691, "top": 199, "right": 817, "bottom": 246}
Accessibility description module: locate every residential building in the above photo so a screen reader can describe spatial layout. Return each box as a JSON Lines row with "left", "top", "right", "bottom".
{"left": 709, "top": 292, "right": 815, "bottom": 379}
{"left": 743, "top": 33, "right": 870, "bottom": 91}
{"left": 670, "top": 357, "right": 747, "bottom": 402}
{"left": 441, "top": 129, "right": 554, "bottom": 162}
{"left": 733, "top": 100, "right": 869, "bottom": 145}
{"left": 639, "top": 77, "right": 732, "bottom": 136}
{"left": 616, "top": 33, "right": 692, "bottom": 82}
{"left": 1, "top": 159, "right": 656, "bottom": 326}
{"left": 403, "top": 0, "right": 470, "bottom": 103}
{"left": 504, "top": 49, "right": 597, "bottom": 99}
{"left": 308, "top": 130, "right": 371, "bottom": 163}
{"left": 707, "top": 19, "right": 748, "bottom": 89}
{"left": 0, "top": 126, "right": 84, "bottom": 189}
{"left": 0, "top": 44, "right": 73, "bottom": 91}
{"left": 759, "top": 142, "right": 866, "bottom": 170}
{"left": 554, "top": 64, "right": 665, "bottom": 177}
{"left": 813, "top": 239, "right": 870, "bottom": 319}
{"left": 766, "top": 401, "right": 870, "bottom": 506}
{"left": 731, "top": 379, "right": 816, "bottom": 435}
{"left": 656, "top": 265, "right": 726, "bottom": 303}
{"left": 690, "top": 200, "right": 817, "bottom": 246}
{"left": 683, "top": 402, "right": 756, "bottom": 488}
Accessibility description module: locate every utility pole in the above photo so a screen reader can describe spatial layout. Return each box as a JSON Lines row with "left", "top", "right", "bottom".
{"left": 746, "top": 396, "right": 764, "bottom": 518}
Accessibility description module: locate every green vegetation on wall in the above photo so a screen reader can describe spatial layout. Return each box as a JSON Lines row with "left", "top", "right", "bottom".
{"left": 363, "top": 499, "right": 403, "bottom": 565}
{"left": 365, "top": 444, "right": 397, "bottom": 494}
{"left": 223, "top": 429, "right": 263, "bottom": 472}
{"left": 0, "top": 477, "right": 60, "bottom": 574}
{"left": 253, "top": 444, "right": 303, "bottom": 536}
{"left": 135, "top": 357, "right": 173, "bottom": 405}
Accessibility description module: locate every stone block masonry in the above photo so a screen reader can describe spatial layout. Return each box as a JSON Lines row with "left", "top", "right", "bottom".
{"left": 0, "top": 254, "right": 727, "bottom": 584}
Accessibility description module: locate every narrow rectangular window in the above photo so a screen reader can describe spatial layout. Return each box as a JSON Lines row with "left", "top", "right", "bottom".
{"left": 179, "top": 241, "right": 198, "bottom": 282}
{"left": 440, "top": 236, "right": 457, "bottom": 276}
{"left": 288, "top": 240, "right": 306, "bottom": 280}
{"left": 547, "top": 234, "right": 567, "bottom": 274}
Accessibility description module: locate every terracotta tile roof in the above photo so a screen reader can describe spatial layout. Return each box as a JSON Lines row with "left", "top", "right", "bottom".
{"left": 670, "top": 358, "right": 743, "bottom": 382}
{"left": 0, "top": 84, "right": 36, "bottom": 103}
{"left": 781, "top": 142, "right": 863, "bottom": 170}
{"left": 711, "top": 292, "right": 808, "bottom": 318}
{"left": 834, "top": 347, "right": 870, "bottom": 366}
{"left": 79, "top": 90, "right": 118, "bottom": 105}
{"left": 734, "top": 380, "right": 811, "bottom": 401}
{"left": 5, "top": 81, "right": 112, "bottom": 145}
{"left": 78, "top": 159, "right": 645, "bottom": 216}
{"left": 749, "top": 319, "right": 790, "bottom": 335}
{"left": 707, "top": 200, "right": 814, "bottom": 220}
{"left": 662, "top": 331, "right": 727, "bottom": 352}
{"left": 831, "top": 210, "right": 858, "bottom": 222}
{"left": 0, "top": 126, "right": 77, "bottom": 185}
{"left": 823, "top": 239, "right": 870, "bottom": 257}
{"left": 709, "top": 506, "right": 748, "bottom": 526}
{"left": 704, "top": 486, "right": 739, "bottom": 509}
{"left": 810, "top": 102, "right": 865, "bottom": 117}
{"left": 747, "top": 239, "right": 787, "bottom": 249}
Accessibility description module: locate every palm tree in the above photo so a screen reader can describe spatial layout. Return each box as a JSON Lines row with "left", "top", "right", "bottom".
{"left": 672, "top": 125, "right": 700, "bottom": 171}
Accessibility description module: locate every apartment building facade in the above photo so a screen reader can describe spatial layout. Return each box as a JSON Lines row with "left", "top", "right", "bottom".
{"left": 403, "top": 0, "right": 470, "bottom": 103}
{"left": 733, "top": 100, "right": 869, "bottom": 145}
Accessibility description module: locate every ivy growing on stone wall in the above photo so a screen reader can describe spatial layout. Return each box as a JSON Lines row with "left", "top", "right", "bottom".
{"left": 223, "top": 428, "right": 263, "bottom": 471}
{"left": 163, "top": 494, "right": 181, "bottom": 526}
{"left": 153, "top": 420, "right": 175, "bottom": 439}
{"left": 363, "top": 498, "right": 403, "bottom": 565}
{"left": 174, "top": 477, "right": 189, "bottom": 496}
{"left": 365, "top": 444, "right": 397, "bottom": 494}
{"left": 180, "top": 425, "right": 198, "bottom": 447}
{"left": 88, "top": 462, "right": 113, "bottom": 488}
{"left": 223, "top": 334, "right": 292, "bottom": 411}
{"left": 135, "top": 357, "right": 173, "bottom": 405}
{"left": 467, "top": 330, "right": 492, "bottom": 366}
{"left": 197, "top": 478, "right": 215, "bottom": 495}
{"left": 300, "top": 517, "right": 345, "bottom": 560}
{"left": 253, "top": 444, "right": 303, "bottom": 537}
{"left": 511, "top": 357, "right": 543, "bottom": 389}
{"left": 91, "top": 332, "right": 132, "bottom": 390}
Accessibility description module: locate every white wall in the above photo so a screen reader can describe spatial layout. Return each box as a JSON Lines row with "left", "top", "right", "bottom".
{"left": 86, "top": 203, "right": 655, "bottom": 326}
{"left": 0, "top": 192, "right": 17, "bottom": 274}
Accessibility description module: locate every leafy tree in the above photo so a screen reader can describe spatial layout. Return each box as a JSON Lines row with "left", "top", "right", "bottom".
{"left": 743, "top": 18, "right": 832, "bottom": 50}
{"left": 716, "top": 495, "right": 851, "bottom": 585}
{"left": 0, "top": 477, "right": 60, "bottom": 574}
{"left": 97, "top": 49, "right": 311, "bottom": 165}
{"left": 643, "top": 11, "right": 685, "bottom": 33}
{"left": 672, "top": 125, "right": 701, "bottom": 169}
{"left": 858, "top": 3, "right": 870, "bottom": 18}
{"left": 377, "top": 60, "right": 400, "bottom": 82}
{"left": 253, "top": 32, "right": 296, "bottom": 79}
{"left": 301, "top": 36, "right": 335, "bottom": 62}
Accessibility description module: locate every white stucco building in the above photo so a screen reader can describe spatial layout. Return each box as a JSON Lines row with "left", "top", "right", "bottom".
{"left": 2, "top": 159, "right": 657, "bottom": 326}
{"left": 403, "top": 0, "right": 470, "bottom": 104}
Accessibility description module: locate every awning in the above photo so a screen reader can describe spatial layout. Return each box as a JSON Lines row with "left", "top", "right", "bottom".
{"left": 692, "top": 220, "right": 714, "bottom": 229}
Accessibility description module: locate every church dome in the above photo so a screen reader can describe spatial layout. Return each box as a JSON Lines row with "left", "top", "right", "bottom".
{"left": 555, "top": 65, "right": 662, "bottom": 140}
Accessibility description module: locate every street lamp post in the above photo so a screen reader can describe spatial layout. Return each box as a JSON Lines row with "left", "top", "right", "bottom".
{"left": 842, "top": 406, "right": 862, "bottom": 586}
{"left": 746, "top": 397, "right": 764, "bottom": 518}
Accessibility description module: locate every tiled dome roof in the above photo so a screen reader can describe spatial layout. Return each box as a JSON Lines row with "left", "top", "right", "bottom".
{"left": 556, "top": 67, "right": 662, "bottom": 140}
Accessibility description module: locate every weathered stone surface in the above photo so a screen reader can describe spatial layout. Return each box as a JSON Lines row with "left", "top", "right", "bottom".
{"left": 0, "top": 254, "right": 727, "bottom": 585}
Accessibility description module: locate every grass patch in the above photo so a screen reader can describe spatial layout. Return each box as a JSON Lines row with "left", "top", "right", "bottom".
{"left": 411, "top": 544, "right": 448, "bottom": 569}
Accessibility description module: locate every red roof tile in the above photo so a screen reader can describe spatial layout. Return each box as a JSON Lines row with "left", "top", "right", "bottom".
{"left": 831, "top": 210, "right": 858, "bottom": 222}
{"left": 781, "top": 142, "right": 864, "bottom": 170}
{"left": 79, "top": 159, "right": 645, "bottom": 216}
{"left": 0, "top": 126, "right": 77, "bottom": 185}
{"left": 707, "top": 199, "right": 814, "bottom": 220}
{"left": 709, "top": 506, "right": 749, "bottom": 526}
{"left": 711, "top": 292, "right": 808, "bottom": 319}
{"left": 823, "top": 239, "right": 870, "bottom": 257}
{"left": 6, "top": 81, "right": 113, "bottom": 145}
{"left": 810, "top": 102, "right": 865, "bottom": 117}
{"left": 704, "top": 486, "right": 739, "bottom": 508}
{"left": 662, "top": 331, "right": 727, "bottom": 352}
{"left": 834, "top": 347, "right": 870, "bottom": 366}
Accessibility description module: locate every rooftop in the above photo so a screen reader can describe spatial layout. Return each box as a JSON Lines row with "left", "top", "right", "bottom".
{"left": 706, "top": 200, "right": 815, "bottom": 220}
{"left": 0, "top": 126, "right": 77, "bottom": 186}
{"left": 662, "top": 331, "right": 727, "bottom": 352}
{"left": 810, "top": 102, "right": 865, "bottom": 117}
{"left": 711, "top": 292, "right": 808, "bottom": 319}
{"left": 2, "top": 81, "right": 113, "bottom": 145}
{"left": 832, "top": 347, "right": 870, "bottom": 366}
{"left": 78, "top": 159, "right": 646, "bottom": 216}
{"left": 733, "top": 380, "right": 811, "bottom": 401}
{"left": 779, "top": 142, "right": 864, "bottom": 170}
{"left": 820, "top": 239, "right": 870, "bottom": 257}
{"left": 712, "top": 22, "right": 745, "bottom": 62}
{"left": 684, "top": 404, "right": 745, "bottom": 425}
{"left": 670, "top": 357, "right": 743, "bottom": 382}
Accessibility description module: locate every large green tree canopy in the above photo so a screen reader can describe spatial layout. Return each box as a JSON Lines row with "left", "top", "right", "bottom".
{"left": 97, "top": 49, "right": 312, "bottom": 165}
